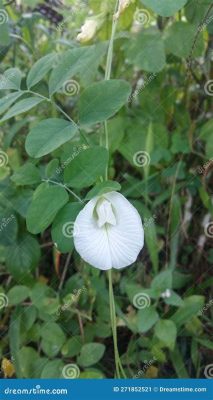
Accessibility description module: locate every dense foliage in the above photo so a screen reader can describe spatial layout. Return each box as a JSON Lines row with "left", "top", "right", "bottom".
{"left": 0, "top": 0, "right": 212, "bottom": 379}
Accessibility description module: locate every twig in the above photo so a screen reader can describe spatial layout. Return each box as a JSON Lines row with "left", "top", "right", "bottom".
{"left": 58, "top": 253, "right": 71, "bottom": 291}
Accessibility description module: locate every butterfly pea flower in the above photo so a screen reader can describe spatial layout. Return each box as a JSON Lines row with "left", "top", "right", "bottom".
{"left": 73, "top": 191, "right": 144, "bottom": 270}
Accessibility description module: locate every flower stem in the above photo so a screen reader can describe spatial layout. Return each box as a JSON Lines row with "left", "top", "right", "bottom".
{"left": 105, "top": 0, "right": 126, "bottom": 379}
{"left": 108, "top": 269, "right": 127, "bottom": 378}
{"left": 103, "top": 0, "right": 119, "bottom": 180}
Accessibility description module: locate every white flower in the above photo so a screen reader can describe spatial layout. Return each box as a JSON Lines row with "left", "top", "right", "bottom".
{"left": 73, "top": 191, "right": 144, "bottom": 270}
{"left": 76, "top": 18, "right": 99, "bottom": 43}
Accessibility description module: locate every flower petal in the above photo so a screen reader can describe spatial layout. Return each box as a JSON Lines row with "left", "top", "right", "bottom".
{"left": 74, "top": 192, "right": 144, "bottom": 270}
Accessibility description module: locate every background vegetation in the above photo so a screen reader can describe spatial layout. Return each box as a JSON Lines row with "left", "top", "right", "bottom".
{"left": 0, "top": 0, "right": 212, "bottom": 379}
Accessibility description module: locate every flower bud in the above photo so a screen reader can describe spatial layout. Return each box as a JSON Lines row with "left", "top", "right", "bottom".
{"left": 77, "top": 15, "right": 104, "bottom": 43}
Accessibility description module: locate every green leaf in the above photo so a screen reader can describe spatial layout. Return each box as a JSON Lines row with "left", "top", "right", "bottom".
{"left": 137, "top": 306, "right": 159, "bottom": 333}
{"left": 85, "top": 181, "right": 121, "bottom": 200}
{"left": 30, "top": 283, "right": 59, "bottom": 315}
{"left": 62, "top": 336, "right": 83, "bottom": 357}
{"left": 171, "top": 296, "right": 205, "bottom": 328}
{"left": 133, "top": 201, "right": 158, "bottom": 273}
{"left": 19, "top": 347, "right": 39, "bottom": 378}
{"left": 79, "top": 80, "right": 131, "bottom": 126}
{"left": 41, "top": 360, "right": 64, "bottom": 378}
{"left": 195, "top": 338, "right": 213, "bottom": 351}
{"left": 7, "top": 286, "right": 30, "bottom": 305}
{"left": 41, "top": 322, "right": 66, "bottom": 357}
{"left": 151, "top": 269, "right": 173, "bottom": 295}
{"left": 206, "top": 132, "right": 213, "bottom": 159}
{"left": 51, "top": 202, "right": 83, "bottom": 253}
{"left": 164, "top": 291, "right": 184, "bottom": 307}
{"left": 26, "top": 183, "right": 69, "bottom": 234}
{"left": 170, "top": 345, "right": 189, "bottom": 378}
{"left": 21, "top": 306, "right": 37, "bottom": 330}
{"left": 0, "top": 211, "right": 17, "bottom": 246}
{"left": 27, "top": 53, "right": 57, "bottom": 89}
{"left": 64, "top": 146, "right": 109, "bottom": 188}
{"left": 78, "top": 343, "right": 105, "bottom": 367}
{"left": 9, "top": 307, "right": 23, "bottom": 378}
{"left": 165, "top": 22, "right": 204, "bottom": 58}
{"left": 154, "top": 319, "right": 177, "bottom": 350}
{"left": 80, "top": 370, "right": 104, "bottom": 379}
{"left": 49, "top": 44, "right": 106, "bottom": 95}
{"left": 1, "top": 97, "right": 43, "bottom": 122}
{"left": 142, "top": 0, "right": 188, "bottom": 17}
{"left": 126, "top": 30, "right": 166, "bottom": 73}
{"left": 0, "top": 68, "right": 22, "bottom": 90}
{"left": 25, "top": 118, "right": 78, "bottom": 158}
{"left": 6, "top": 233, "right": 41, "bottom": 279}
{"left": 0, "top": 92, "right": 24, "bottom": 115}
{"left": 11, "top": 163, "right": 41, "bottom": 186}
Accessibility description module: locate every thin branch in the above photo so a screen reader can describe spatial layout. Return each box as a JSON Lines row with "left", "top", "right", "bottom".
{"left": 58, "top": 253, "right": 71, "bottom": 291}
